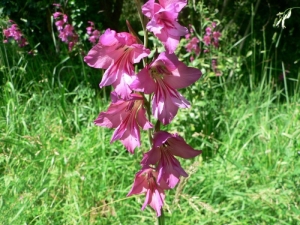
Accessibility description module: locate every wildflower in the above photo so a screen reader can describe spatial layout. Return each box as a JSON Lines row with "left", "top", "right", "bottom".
{"left": 141, "top": 131, "right": 202, "bottom": 188}
{"left": 53, "top": 12, "right": 62, "bottom": 19}
{"left": 130, "top": 52, "right": 201, "bottom": 125}
{"left": 127, "top": 167, "right": 169, "bottom": 217}
{"left": 142, "top": 0, "right": 188, "bottom": 53}
{"left": 53, "top": 5, "right": 78, "bottom": 51}
{"left": 205, "top": 27, "right": 212, "bottom": 36}
{"left": 84, "top": 29, "right": 150, "bottom": 99}
{"left": 202, "top": 23, "right": 221, "bottom": 49}
{"left": 94, "top": 92, "right": 152, "bottom": 153}
{"left": 212, "top": 31, "right": 221, "bottom": 48}
{"left": 185, "top": 36, "right": 200, "bottom": 61}
{"left": 203, "top": 35, "right": 211, "bottom": 46}
{"left": 3, "top": 21, "right": 28, "bottom": 47}
{"left": 86, "top": 21, "right": 100, "bottom": 44}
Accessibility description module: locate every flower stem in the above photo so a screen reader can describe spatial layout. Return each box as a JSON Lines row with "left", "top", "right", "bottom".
{"left": 135, "top": 0, "right": 148, "bottom": 66}
{"left": 158, "top": 208, "right": 165, "bottom": 225}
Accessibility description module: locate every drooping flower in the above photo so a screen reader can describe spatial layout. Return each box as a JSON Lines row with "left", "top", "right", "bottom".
{"left": 142, "top": 0, "right": 188, "bottom": 53}
{"left": 130, "top": 52, "right": 201, "bottom": 125}
{"left": 84, "top": 29, "right": 150, "bottom": 99}
{"left": 94, "top": 92, "right": 153, "bottom": 153}
{"left": 141, "top": 131, "right": 202, "bottom": 188}
{"left": 127, "top": 167, "right": 169, "bottom": 217}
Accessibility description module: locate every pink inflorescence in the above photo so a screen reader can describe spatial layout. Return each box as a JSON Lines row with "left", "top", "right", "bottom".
{"left": 84, "top": 0, "right": 203, "bottom": 217}
{"left": 53, "top": 4, "right": 78, "bottom": 51}
{"left": 86, "top": 21, "right": 100, "bottom": 45}
{"left": 3, "top": 20, "right": 28, "bottom": 47}
{"left": 185, "top": 25, "right": 201, "bottom": 61}
{"left": 203, "top": 22, "right": 221, "bottom": 49}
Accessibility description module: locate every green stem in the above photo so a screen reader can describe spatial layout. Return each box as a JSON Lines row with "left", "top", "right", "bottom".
{"left": 158, "top": 208, "right": 165, "bottom": 225}
{"left": 135, "top": 0, "right": 148, "bottom": 66}
{"left": 135, "top": 1, "right": 165, "bottom": 223}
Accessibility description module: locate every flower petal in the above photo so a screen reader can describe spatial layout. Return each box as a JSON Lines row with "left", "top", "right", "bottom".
{"left": 167, "top": 134, "right": 202, "bottom": 158}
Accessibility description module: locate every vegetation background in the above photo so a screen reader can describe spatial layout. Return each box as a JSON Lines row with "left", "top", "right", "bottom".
{"left": 0, "top": 0, "right": 300, "bottom": 224}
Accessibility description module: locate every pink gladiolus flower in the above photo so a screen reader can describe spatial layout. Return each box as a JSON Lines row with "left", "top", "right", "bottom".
{"left": 127, "top": 167, "right": 169, "bottom": 217}
{"left": 142, "top": 0, "right": 188, "bottom": 53}
{"left": 94, "top": 92, "right": 153, "bottom": 153}
{"left": 141, "top": 131, "right": 202, "bottom": 188}
{"left": 130, "top": 52, "right": 201, "bottom": 125}
{"left": 84, "top": 29, "right": 150, "bottom": 99}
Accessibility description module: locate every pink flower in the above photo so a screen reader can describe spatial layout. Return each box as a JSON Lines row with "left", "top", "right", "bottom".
{"left": 130, "top": 52, "right": 202, "bottom": 125}
{"left": 53, "top": 12, "right": 62, "bottom": 19}
{"left": 3, "top": 21, "right": 28, "bottom": 47}
{"left": 55, "top": 20, "right": 65, "bottom": 31}
{"left": 84, "top": 29, "right": 150, "bottom": 99}
{"left": 203, "top": 35, "right": 211, "bottom": 46}
{"left": 63, "top": 14, "right": 68, "bottom": 23}
{"left": 212, "top": 31, "right": 221, "bottom": 48}
{"left": 127, "top": 167, "right": 169, "bottom": 217}
{"left": 141, "top": 131, "right": 202, "bottom": 188}
{"left": 94, "top": 92, "right": 153, "bottom": 153}
{"left": 52, "top": 9, "right": 78, "bottom": 51}
{"left": 205, "top": 27, "right": 212, "bottom": 36}
{"left": 142, "top": 0, "right": 188, "bottom": 53}
{"left": 185, "top": 36, "right": 200, "bottom": 56}
{"left": 86, "top": 21, "right": 100, "bottom": 44}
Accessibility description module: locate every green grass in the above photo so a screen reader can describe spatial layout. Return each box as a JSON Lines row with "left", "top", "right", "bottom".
{"left": 1, "top": 42, "right": 300, "bottom": 224}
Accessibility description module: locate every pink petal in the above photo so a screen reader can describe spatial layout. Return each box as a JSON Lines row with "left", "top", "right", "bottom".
{"left": 137, "top": 107, "right": 153, "bottom": 130}
{"left": 94, "top": 101, "right": 127, "bottom": 128}
{"left": 152, "top": 81, "right": 190, "bottom": 125}
{"left": 144, "top": 188, "right": 165, "bottom": 217}
{"left": 142, "top": 0, "right": 156, "bottom": 18}
{"left": 83, "top": 44, "right": 114, "bottom": 69}
{"left": 157, "top": 152, "right": 188, "bottom": 187}
{"left": 130, "top": 67, "right": 156, "bottom": 94}
{"left": 167, "top": 134, "right": 202, "bottom": 158}
{"left": 141, "top": 147, "right": 161, "bottom": 166}
{"left": 153, "top": 131, "right": 173, "bottom": 147}
{"left": 99, "top": 29, "right": 118, "bottom": 46}
{"left": 155, "top": 52, "right": 179, "bottom": 71}
{"left": 111, "top": 73, "right": 134, "bottom": 100}
{"left": 127, "top": 169, "right": 149, "bottom": 196}
{"left": 159, "top": 0, "right": 187, "bottom": 12}
{"left": 131, "top": 44, "right": 151, "bottom": 64}
{"left": 164, "top": 61, "right": 202, "bottom": 89}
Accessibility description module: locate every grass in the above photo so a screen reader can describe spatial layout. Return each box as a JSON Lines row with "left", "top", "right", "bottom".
{"left": 1, "top": 34, "right": 300, "bottom": 225}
